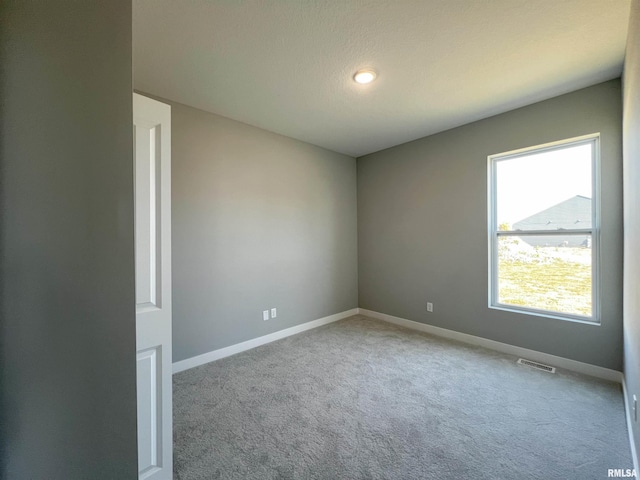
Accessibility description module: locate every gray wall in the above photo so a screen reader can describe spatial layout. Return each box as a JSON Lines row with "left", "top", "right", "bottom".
{"left": 0, "top": 2, "right": 138, "bottom": 478}
{"left": 623, "top": 0, "right": 640, "bottom": 461}
{"left": 358, "top": 80, "right": 623, "bottom": 370}
{"left": 159, "top": 100, "right": 358, "bottom": 362}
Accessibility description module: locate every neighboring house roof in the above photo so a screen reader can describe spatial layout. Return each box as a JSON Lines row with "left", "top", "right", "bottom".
{"left": 513, "top": 195, "right": 592, "bottom": 231}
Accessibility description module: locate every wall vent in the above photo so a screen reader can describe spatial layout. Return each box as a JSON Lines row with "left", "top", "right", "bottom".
{"left": 517, "top": 358, "right": 556, "bottom": 373}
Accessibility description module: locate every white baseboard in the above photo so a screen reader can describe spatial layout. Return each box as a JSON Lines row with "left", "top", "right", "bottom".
{"left": 358, "top": 308, "right": 623, "bottom": 383}
{"left": 172, "top": 308, "right": 359, "bottom": 374}
{"left": 622, "top": 377, "right": 640, "bottom": 474}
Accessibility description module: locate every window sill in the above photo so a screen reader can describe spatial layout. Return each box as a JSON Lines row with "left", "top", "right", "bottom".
{"left": 489, "top": 304, "right": 600, "bottom": 326}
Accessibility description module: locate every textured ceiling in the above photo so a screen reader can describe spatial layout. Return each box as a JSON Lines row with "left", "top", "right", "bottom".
{"left": 133, "top": 0, "right": 631, "bottom": 157}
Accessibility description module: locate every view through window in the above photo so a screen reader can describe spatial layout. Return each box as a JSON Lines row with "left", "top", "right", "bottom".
{"left": 488, "top": 135, "right": 599, "bottom": 322}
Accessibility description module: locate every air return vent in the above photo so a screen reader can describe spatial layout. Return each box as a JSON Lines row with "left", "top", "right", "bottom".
{"left": 517, "top": 358, "right": 556, "bottom": 373}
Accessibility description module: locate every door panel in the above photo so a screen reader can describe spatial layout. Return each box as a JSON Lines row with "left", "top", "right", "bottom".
{"left": 134, "top": 122, "right": 161, "bottom": 308}
{"left": 137, "top": 347, "right": 162, "bottom": 476}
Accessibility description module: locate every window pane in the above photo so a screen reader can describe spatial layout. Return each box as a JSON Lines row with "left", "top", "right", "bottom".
{"left": 497, "top": 235, "right": 592, "bottom": 317}
{"left": 496, "top": 143, "right": 592, "bottom": 231}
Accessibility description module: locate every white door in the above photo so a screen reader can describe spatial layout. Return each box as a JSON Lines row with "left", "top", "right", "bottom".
{"left": 134, "top": 93, "right": 172, "bottom": 480}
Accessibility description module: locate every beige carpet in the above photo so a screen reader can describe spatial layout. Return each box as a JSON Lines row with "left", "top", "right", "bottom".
{"left": 173, "top": 315, "right": 632, "bottom": 479}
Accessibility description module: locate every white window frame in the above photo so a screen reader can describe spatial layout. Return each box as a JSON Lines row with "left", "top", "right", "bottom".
{"left": 487, "top": 133, "right": 601, "bottom": 325}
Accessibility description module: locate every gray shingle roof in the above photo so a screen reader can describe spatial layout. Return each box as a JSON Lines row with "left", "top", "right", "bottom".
{"left": 513, "top": 195, "right": 591, "bottom": 231}
{"left": 512, "top": 195, "right": 591, "bottom": 248}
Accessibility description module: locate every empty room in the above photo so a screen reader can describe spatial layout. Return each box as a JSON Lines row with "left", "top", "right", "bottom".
{"left": 2, "top": 1, "right": 640, "bottom": 479}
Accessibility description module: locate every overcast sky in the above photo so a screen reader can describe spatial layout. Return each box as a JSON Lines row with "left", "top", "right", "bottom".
{"left": 496, "top": 142, "right": 593, "bottom": 226}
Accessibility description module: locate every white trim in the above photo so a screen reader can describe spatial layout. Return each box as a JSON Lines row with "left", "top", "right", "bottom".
{"left": 172, "top": 308, "right": 359, "bottom": 374}
{"left": 622, "top": 376, "right": 640, "bottom": 474}
{"left": 488, "top": 305, "right": 599, "bottom": 326}
{"left": 359, "top": 309, "right": 622, "bottom": 383}
{"left": 487, "top": 132, "right": 601, "bottom": 160}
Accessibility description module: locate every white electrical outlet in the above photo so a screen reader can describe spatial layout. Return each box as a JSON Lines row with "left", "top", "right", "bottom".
{"left": 427, "top": 302, "right": 433, "bottom": 313}
{"left": 262, "top": 310, "right": 270, "bottom": 321}
{"left": 271, "top": 308, "right": 277, "bottom": 318}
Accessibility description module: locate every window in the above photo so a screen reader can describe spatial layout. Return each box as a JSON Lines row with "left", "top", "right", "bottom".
{"left": 488, "top": 134, "right": 599, "bottom": 323}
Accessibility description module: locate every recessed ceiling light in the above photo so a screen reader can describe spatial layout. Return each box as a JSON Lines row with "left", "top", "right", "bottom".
{"left": 353, "top": 69, "right": 377, "bottom": 84}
